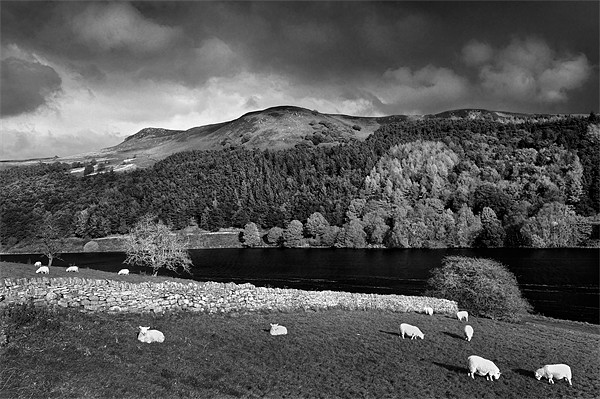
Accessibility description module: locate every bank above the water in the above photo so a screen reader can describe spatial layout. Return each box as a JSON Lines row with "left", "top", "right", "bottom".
{"left": 3, "top": 229, "right": 598, "bottom": 255}
{"left": 1, "top": 229, "right": 244, "bottom": 254}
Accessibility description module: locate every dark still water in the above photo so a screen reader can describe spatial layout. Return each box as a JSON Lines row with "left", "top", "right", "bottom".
{"left": 2, "top": 248, "right": 598, "bottom": 324}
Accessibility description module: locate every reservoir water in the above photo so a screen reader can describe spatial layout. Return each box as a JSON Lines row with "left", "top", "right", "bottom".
{"left": 2, "top": 248, "right": 598, "bottom": 324}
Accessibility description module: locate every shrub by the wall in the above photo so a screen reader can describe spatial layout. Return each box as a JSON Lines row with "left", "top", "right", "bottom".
{"left": 425, "top": 256, "right": 532, "bottom": 322}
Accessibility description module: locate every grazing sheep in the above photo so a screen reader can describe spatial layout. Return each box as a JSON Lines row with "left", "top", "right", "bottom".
{"left": 423, "top": 306, "right": 434, "bottom": 315}
{"left": 457, "top": 311, "right": 469, "bottom": 321}
{"left": 535, "top": 364, "right": 572, "bottom": 386}
{"left": 269, "top": 323, "right": 288, "bottom": 336}
{"left": 137, "top": 326, "right": 165, "bottom": 343}
{"left": 464, "top": 325, "right": 474, "bottom": 342}
{"left": 34, "top": 261, "right": 42, "bottom": 268}
{"left": 400, "top": 323, "right": 424, "bottom": 340}
{"left": 467, "top": 355, "right": 501, "bottom": 381}
{"left": 66, "top": 265, "right": 79, "bottom": 272}
{"left": 35, "top": 266, "right": 49, "bottom": 274}
{"left": 118, "top": 268, "right": 129, "bottom": 275}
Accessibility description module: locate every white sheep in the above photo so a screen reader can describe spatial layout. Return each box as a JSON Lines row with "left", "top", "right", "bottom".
{"left": 464, "top": 325, "right": 474, "bottom": 342}
{"left": 400, "top": 323, "right": 424, "bottom": 340}
{"left": 118, "top": 268, "right": 130, "bottom": 275}
{"left": 457, "top": 311, "right": 469, "bottom": 321}
{"left": 137, "top": 326, "right": 165, "bottom": 343}
{"left": 66, "top": 265, "right": 79, "bottom": 272}
{"left": 35, "top": 266, "right": 49, "bottom": 274}
{"left": 467, "top": 355, "right": 501, "bottom": 381}
{"left": 535, "top": 364, "right": 572, "bottom": 386}
{"left": 34, "top": 261, "right": 42, "bottom": 268}
{"left": 269, "top": 323, "right": 288, "bottom": 336}
{"left": 423, "top": 306, "right": 434, "bottom": 315}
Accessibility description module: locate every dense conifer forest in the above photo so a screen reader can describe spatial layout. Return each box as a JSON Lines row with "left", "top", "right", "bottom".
{"left": 1, "top": 115, "right": 598, "bottom": 249}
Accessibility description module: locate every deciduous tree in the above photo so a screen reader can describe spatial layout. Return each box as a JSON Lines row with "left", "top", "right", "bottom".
{"left": 124, "top": 215, "right": 192, "bottom": 276}
{"left": 321, "top": 225, "right": 340, "bottom": 247}
{"left": 283, "top": 219, "right": 304, "bottom": 248}
{"left": 521, "top": 202, "right": 591, "bottom": 247}
{"left": 475, "top": 207, "right": 505, "bottom": 247}
{"left": 339, "top": 219, "right": 367, "bottom": 248}
{"left": 305, "top": 212, "right": 330, "bottom": 245}
{"left": 37, "top": 212, "right": 65, "bottom": 267}
{"left": 455, "top": 204, "right": 482, "bottom": 247}
{"left": 242, "top": 222, "right": 261, "bottom": 247}
{"left": 266, "top": 226, "right": 284, "bottom": 246}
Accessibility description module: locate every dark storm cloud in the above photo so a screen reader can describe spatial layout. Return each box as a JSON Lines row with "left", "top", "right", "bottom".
{"left": 0, "top": 1, "right": 597, "bottom": 115}
{"left": 0, "top": 57, "right": 62, "bottom": 116}
{"left": 159, "top": 1, "right": 441, "bottom": 83}
{"left": 1, "top": 1, "right": 439, "bottom": 85}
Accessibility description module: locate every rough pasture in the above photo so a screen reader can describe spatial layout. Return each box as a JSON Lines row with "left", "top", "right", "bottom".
{"left": 1, "top": 305, "right": 598, "bottom": 398}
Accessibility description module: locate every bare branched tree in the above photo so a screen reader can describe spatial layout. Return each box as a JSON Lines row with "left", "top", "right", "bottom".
{"left": 37, "top": 212, "right": 65, "bottom": 267}
{"left": 124, "top": 215, "right": 192, "bottom": 276}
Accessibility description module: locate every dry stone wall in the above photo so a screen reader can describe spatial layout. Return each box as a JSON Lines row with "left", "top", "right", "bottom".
{"left": 0, "top": 277, "right": 458, "bottom": 315}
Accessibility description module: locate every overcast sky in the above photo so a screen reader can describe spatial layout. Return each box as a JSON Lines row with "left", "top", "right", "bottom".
{"left": 1, "top": 1, "right": 598, "bottom": 160}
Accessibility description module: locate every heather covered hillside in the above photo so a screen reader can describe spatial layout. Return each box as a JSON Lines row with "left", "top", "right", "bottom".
{"left": 1, "top": 115, "right": 598, "bottom": 250}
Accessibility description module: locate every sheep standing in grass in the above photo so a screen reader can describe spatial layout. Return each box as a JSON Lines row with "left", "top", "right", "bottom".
{"left": 118, "top": 268, "right": 129, "bottom": 275}
{"left": 535, "top": 364, "right": 572, "bottom": 386}
{"left": 467, "top": 355, "right": 501, "bottom": 381}
{"left": 137, "top": 326, "right": 165, "bottom": 343}
{"left": 66, "top": 265, "right": 79, "bottom": 272}
{"left": 270, "top": 323, "right": 288, "bottom": 336}
{"left": 457, "top": 311, "right": 469, "bottom": 321}
{"left": 400, "top": 323, "right": 424, "bottom": 340}
{"left": 464, "top": 325, "right": 474, "bottom": 342}
{"left": 423, "top": 306, "right": 433, "bottom": 315}
{"left": 35, "top": 266, "right": 49, "bottom": 274}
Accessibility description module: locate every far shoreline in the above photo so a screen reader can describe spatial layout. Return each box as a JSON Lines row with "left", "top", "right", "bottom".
{"left": 1, "top": 231, "right": 598, "bottom": 255}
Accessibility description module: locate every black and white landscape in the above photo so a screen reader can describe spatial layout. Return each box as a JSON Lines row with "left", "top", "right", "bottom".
{"left": 1, "top": 2, "right": 598, "bottom": 398}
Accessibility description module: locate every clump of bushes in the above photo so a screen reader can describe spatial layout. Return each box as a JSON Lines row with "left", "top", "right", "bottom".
{"left": 425, "top": 256, "right": 532, "bottom": 322}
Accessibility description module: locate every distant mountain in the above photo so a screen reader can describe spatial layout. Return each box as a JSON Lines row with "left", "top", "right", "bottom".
{"left": 67, "top": 105, "right": 385, "bottom": 170}
{"left": 0, "top": 106, "right": 583, "bottom": 172}
{"left": 114, "top": 105, "right": 380, "bottom": 150}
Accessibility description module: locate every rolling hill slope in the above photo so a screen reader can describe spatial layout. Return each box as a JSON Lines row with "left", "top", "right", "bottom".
{"left": 0, "top": 106, "right": 581, "bottom": 172}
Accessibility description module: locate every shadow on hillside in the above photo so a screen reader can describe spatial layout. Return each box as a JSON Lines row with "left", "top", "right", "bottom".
{"left": 512, "top": 368, "right": 534, "bottom": 379}
{"left": 443, "top": 331, "right": 464, "bottom": 340}
{"left": 379, "top": 330, "right": 400, "bottom": 337}
{"left": 433, "top": 362, "right": 465, "bottom": 374}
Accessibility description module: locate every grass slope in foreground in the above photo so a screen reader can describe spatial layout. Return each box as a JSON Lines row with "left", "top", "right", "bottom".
{"left": 1, "top": 263, "right": 599, "bottom": 398}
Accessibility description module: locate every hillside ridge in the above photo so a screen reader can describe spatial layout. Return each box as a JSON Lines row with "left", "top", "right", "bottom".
{"left": 0, "top": 106, "right": 587, "bottom": 172}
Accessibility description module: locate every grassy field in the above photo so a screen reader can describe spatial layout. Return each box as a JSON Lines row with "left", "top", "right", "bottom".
{"left": 0, "top": 261, "right": 186, "bottom": 284}
{"left": 1, "top": 262, "right": 599, "bottom": 398}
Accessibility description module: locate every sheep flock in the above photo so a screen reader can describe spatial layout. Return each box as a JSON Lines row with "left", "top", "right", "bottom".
{"left": 25, "top": 262, "right": 574, "bottom": 389}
